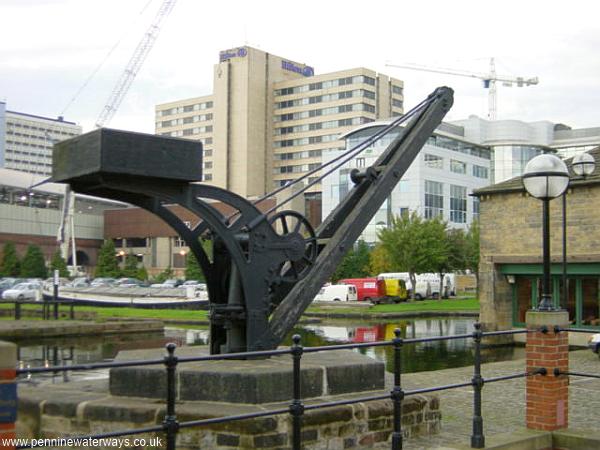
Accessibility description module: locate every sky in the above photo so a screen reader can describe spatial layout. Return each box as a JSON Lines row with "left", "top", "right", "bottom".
{"left": 1, "top": 0, "right": 599, "bottom": 134}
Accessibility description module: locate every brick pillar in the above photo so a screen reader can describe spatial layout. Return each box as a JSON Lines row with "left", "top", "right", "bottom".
{"left": 0, "top": 341, "right": 17, "bottom": 450}
{"left": 525, "top": 310, "right": 569, "bottom": 431}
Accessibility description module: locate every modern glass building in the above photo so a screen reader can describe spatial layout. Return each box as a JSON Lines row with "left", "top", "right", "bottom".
{"left": 321, "top": 121, "right": 492, "bottom": 243}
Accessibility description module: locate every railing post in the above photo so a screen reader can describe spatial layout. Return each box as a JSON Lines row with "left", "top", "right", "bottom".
{"left": 163, "top": 343, "right": 179, "bottom": 450}
{"left": 391, "top": 328, "right": 404, "bottom": 450}
{"left": 14, "top": 302, "right": 20, "bottom": 321}
{"left": 69, "top": 302, "right": 75, "bottom": 320}
{"left": 471, "top": 323, "right": 485, "bottom": 448}
{"left": 290, "top": 334, "right": 304, "bottom": 450}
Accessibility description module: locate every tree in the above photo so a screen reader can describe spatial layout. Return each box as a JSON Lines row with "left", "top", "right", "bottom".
{"left": 465, "top": 220, "right": 480, "bottom": 291}
{"left": 377, "top": 212, "right": 449, "bottom": 299}
{"left": 369, "top": 243, "right": 393, "bottom": 275}
{"left": 20, "top": 245, "right": 48, "bottom": 278}
{"left": 184, "top": 239, "right": 212, "bottom": 281}
{"left": 95, "top": 240, "right": 121, "bottom": 278}
{"left": 0, "top": 242, "right": 20, "bottom": 277}
{"left": 154, "top": 267, "right": 174, "bottom": 283}
{"left": 49, "top": 250, "right": 69, "bottom": 277}
{"left": 332, "top": 240, "right": 371, "bottom": 282}
{"left": 136, "top": 266, "right": 149, "bottom": 281}
{"left": 122, "top": 253, "right": 139, "bottom": 278}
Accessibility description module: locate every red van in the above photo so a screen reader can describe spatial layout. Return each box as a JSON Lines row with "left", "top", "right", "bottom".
{"left": 337, "top": 278, "right": 379, "bottom": 302}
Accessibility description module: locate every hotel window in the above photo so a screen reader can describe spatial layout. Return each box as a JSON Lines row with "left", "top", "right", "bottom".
{"left": 203, "top": 173, "right": 212, "bottom": 181}
{"left": 392, "top": 99, "right": 403, "bottom": 108}
{"left": 392, "top": 85, "right": 403, "bottom": 95}
{"left": 450, "top": 160, "right": 467, "bottom": 174}
{"left": 204, "top": 149, "right": 213, "bottom": 157}
{"left": 424, "top": 180, "right": 444, "bottom": 219}
{"left": 450, "top": 185, "right": 467, "bottom": 223}
{"left": 424, "top": 154, "right": 443, "bottom": 169}
{"left": 204, "top": 162, "right": 212, "bottom": 169}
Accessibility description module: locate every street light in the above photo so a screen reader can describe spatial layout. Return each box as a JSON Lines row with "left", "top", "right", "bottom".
{"left": 522, "top": 154, "right": 570, "bottom": 311}
{"left": 561, "top": 152, "right": 596, "bottom": 311}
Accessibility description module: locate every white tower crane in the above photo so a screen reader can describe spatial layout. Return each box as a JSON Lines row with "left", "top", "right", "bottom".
{"left": 386, "top": 58, "right": 538, "bottom": 120}
{"left": 95, "top": 0, "right": 177, "bottom": 128}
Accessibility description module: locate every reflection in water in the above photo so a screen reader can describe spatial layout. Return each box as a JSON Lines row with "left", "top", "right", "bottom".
{"left": 284, "top": 318, "right": 523, "bottom": 373}
{"left": 12, "top": 319, "right": 522, "bottom": 383}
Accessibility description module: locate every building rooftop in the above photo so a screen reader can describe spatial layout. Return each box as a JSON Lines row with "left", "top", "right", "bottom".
{"left": 473, "top": 146, "right": 600, "bottom": 196}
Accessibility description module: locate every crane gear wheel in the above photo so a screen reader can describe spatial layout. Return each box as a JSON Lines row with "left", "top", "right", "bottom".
{"left": 268, "top": 211, "right": 317, "bottom": 283}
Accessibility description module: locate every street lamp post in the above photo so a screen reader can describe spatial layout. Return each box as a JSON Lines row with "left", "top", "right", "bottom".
{"left": 561, "top": 152, "right": 596, "bottom": 310}
{"left": 522, "top": 154, "right": 570, "bottom": 311}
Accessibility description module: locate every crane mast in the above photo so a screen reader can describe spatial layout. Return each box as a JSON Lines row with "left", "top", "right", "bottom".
{"left": 386, "top": 58, "right": 538, "bottom": 120}
{"left": 95, "top": 0, "right": 177, "bottom": 128}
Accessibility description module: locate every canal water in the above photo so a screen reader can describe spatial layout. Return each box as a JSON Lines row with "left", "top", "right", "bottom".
{"left": 13, "top": 317, "right": 524, "bottom": 383}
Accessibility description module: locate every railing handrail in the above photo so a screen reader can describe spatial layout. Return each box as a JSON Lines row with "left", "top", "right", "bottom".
{"left": 13, "top": 325, "right": 549, "bottom": 450}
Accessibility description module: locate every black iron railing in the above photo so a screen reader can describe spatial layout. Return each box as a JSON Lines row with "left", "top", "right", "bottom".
{"left": 1, "top": 299, "right": 75, "bottom": 321}
{"left": 14, "top": 325, "right": 541, "bottom": 450}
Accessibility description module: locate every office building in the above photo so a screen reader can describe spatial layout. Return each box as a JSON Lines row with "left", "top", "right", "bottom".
{"left": 451, "top": 116, "right": 600, "bottom": 184}
{"left": 155, "top": 46, "right": 404, "bottom": 222}
{"left": 0, "top": 102, "right": 81, "bottom": 176}
{"left": 0, "top": 168, "right": 125, "bottom": 270}
{"left": 322, "top": 121, "right": 492, "bottom": 243}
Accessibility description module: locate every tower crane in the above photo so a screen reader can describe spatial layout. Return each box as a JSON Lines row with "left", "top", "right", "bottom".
{"left": 95, "top": 0, "right": 177, "bottom": 128}
{"left": 386, "top": 58, "right": 538, "bottom": 120}
{"left": 55, "top": 0, "right": 177, "bottom": 271}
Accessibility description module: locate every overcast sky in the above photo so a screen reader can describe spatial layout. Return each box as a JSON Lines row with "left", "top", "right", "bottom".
{"left": 1, "top": 0, "right": 599, "bottom": 134}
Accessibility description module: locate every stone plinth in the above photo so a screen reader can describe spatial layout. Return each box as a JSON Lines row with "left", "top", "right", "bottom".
{"left": 525, "top": 310, "right": 570, "bottom": 431}
{"left": 110, "top": 346, "right": 384, "bottom": 403}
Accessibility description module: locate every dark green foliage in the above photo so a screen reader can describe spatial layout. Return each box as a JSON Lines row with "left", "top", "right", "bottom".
{"left": 465, "top": 220, "right": 480, "bottom": 274}
{"left": 0, "top": 242, "right": 20, "bottom": 276}
{"left": 153, "top": 267, "right": 174, "bottom": 283}
{"left": 332, "top": 240, "right": 371, "bottom": 282}
{"left": 122, "top": 253, "right": 139, "bottom": 278}
{"left": 49, "top": 250, "right": 69, "bottom": 277}
{"left": 136, "top": 266, "right": 149, "bottom": 281}
{"left": 20, "top": 245, "right": 48, "bottom": 278}
{"left": 185, "top": 239, "right": 212, "bottom": 281}
{"left": 95, "top": 240, "right": 121, "bottom": 278}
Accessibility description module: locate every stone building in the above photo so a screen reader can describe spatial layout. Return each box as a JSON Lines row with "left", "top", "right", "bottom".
{"left": 474, "top": 147, "right": 600, "bottom": 332}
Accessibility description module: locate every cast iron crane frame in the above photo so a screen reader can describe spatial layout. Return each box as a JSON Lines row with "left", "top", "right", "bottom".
{"left": 61, "top": 86, "right": 453, "bottom": 354}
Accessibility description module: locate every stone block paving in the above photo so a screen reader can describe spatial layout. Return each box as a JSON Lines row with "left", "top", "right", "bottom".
{"left": 388, "top": 349, "right": 600, "bottom": 449}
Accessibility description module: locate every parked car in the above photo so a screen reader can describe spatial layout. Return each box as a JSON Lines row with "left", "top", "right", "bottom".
{"left": 115, "top": 278, "right": 145, "bottom": 288}
{"left": 150, "top": 279, "right": 182, "bottom": 288}
{"left": 69, "top": 277, "right": 90, "bottom": 288}
{"left": 313, "top": 284, "right": 358, "bottom": 302}
{"left": 90, "top": 277, "right": 117, "bottom": 287}
{"left": 2, "top": 282, "right": 42, "bottom": 301}
{"left": 0, "top": 278, "right": 20, "bottom": 295}
{"left": 588, "top": 334, "right": 600, "bottom": 355}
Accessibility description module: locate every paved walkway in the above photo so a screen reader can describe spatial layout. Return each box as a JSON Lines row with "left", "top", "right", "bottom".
{"left": 395, "top": 349, "right": 600, "bottom": 449}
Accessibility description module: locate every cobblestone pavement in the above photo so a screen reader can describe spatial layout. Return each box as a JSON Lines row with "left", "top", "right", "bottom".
{"left": 390, "top": 349, "right": 600, "bottom": 449}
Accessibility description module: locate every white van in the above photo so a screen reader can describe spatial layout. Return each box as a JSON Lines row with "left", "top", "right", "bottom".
{"left": 419, "top": 273, "right": 455, "bottom": 298}
{"left": 314, "top": 284, "right": 358, "bottom": 302}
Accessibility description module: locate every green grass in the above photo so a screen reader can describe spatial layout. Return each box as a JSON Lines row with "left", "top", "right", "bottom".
{"left": 0, "top": 298, "right": 478, "bottom": 321}
{"left": 307, "top": 297, "right": 479, "bottom": 314}
{"left": 0, "top": 302, "right": 208, "bottom": 321}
